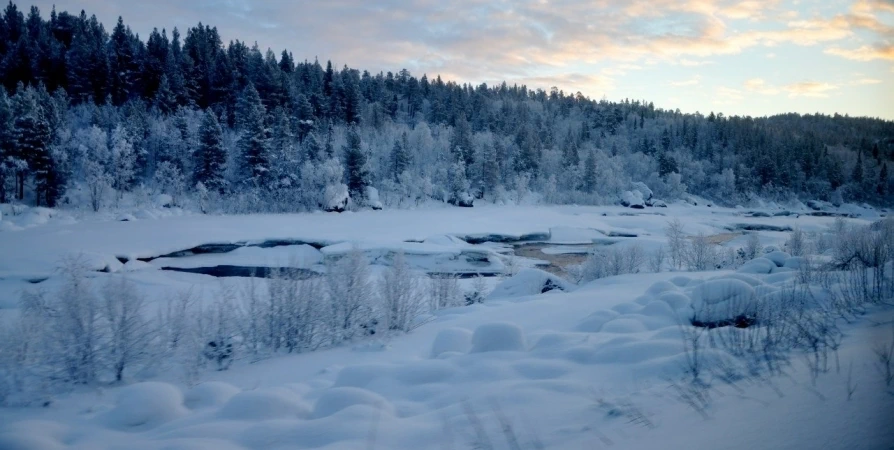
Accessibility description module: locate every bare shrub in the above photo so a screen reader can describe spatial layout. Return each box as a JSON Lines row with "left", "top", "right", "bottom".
{"left": 666, "top": 218, "right": 687, "bottom": 270}
{"left": 649, "top": 246, "right": 666, "bottom": 273}
{"left": 684, "top": 233, "right": 718, "bottom": 271}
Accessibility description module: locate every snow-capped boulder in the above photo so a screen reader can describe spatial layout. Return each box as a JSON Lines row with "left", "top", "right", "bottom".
{"left": 738, "top": 257, "right": 776, "bottom": 274}
{"left": 649, "top": 199, "right": 667, "bottom": 208}
{"left": 689, "top": 279, "right": 757, "bottom": 328}
{"left": 488, "top": 268, "right": 573, "bottom": 299}
{"left": 364, "top": 186, "right": 383, "bottom": 210}
{"left": 155, "top": 194, "right": 174, "bottom": 208}
{"left": 631, "top": 182, "right": 653, "bottom": 203}
{"left": 117, "top": 213, "right": 137, "bottom": 222}
{"left": 620, "top": 190, "right": 645, "bottom": 209}
{"left": 764, "top": 250, "right": 790, "bottom": 267}
{"left": 449, "top": 192, "right": 474, "bottom": 207}
{"left": 324, "top": 184, "right": 349, "bottom": 212}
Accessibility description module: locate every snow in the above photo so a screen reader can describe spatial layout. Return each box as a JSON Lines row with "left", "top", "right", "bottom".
{"left": 689, "top": 278, "right": 757, "bottom": 324}
{"left": 1, "top": 203, "right": 892, "bottom": 449}
{"left": 487, "top": 268, "right": 574, "bottom": 299}
{"left": 100, "top": 382, "right": 187, "bottom": 429}
{"left": 430, "top": 328, "right": 473, "bottom": 357}
{"left": 218, "top": 388, "right": 311, "bottom": 420}
{"left": 470, "top": 322, "right": 527, "bottom": 352}
{"left": 183, "top": 382, "right": 241, "bottom": 409}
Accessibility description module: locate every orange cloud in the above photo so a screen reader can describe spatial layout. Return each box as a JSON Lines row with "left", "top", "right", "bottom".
{"left": 784, "top": 81, "right": 839, "bottom": 98}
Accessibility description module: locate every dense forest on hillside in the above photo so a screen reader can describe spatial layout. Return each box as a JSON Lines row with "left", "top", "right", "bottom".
{"left": 0, "top": 3, "right": 892, "bottom": 212}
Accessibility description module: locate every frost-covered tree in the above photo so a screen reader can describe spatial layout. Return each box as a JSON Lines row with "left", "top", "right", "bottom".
{"left": 194, "top": 109, "right": 227, "bottom": 192}
{"left": 343, "top": 127, "right": 369, "bottom": 201}
{"left": 84, "top": 158, "right": 112, "bottom": 211}
{"left": 109, "top": 125, "right": 136, "bottom": 200}
{"left": 379, "top": 252, "right": 425, "bottom": 332}
{"left": 154, "top": 160, "right": 186, "bottom": 206}
{"left": 102, "top": 276, "right": 153, "bottom": 382}
{"left": 237, "top": 83, "right": 269, "bottom": 184}
{"left": 326, "top": 248, "right": 374, "bottom": 342}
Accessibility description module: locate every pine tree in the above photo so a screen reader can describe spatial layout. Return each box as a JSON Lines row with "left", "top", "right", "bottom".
{"left": 879, "top": 163, "right": 888, "bottom": 198}
{"left": 390, "top": 133, "right": 410, "bottom": 181}
{"left": 154, "top": 74, "right": 177, "bottom": 114}
{"left": 583, "top": 150, "right": 597, "bottom": 194}
{"left": 852, "top": 150, "right": 864, "bottom": 184}
{"left": 236, "top": 83, "right": 269, "bottom": 183}
{"left": 13, "top": 96, "right": 53, "bottom": 204}
{"left": 195, "top": 109, "right": 227, "bottom": 192}
{"left": 343, "top": 127, "right": 368, "bottom": 200}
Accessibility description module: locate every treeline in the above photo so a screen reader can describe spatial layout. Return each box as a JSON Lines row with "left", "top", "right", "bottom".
{"left": 0, "top": 3, "right": 892, "bottom": 211}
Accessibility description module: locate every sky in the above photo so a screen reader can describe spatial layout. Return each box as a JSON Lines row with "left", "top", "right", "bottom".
{"left": 24, "top": 0, "right": 894, "bottom": 119}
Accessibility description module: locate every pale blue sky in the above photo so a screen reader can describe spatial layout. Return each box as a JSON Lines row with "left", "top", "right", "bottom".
{"left": 26, "top": 0, "right": 894, "bottom": 118}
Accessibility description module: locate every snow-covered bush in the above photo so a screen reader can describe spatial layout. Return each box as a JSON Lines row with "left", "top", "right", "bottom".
{"left": 379, "top": 252, "right": 426, "bottom": 332}
{"left": 575, "top": 244, "right": 645, "bottom": 282}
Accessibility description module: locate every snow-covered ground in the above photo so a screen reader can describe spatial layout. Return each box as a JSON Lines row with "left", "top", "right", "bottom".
{"left": 1, "top": 201, "right": 892, "bottom": 449}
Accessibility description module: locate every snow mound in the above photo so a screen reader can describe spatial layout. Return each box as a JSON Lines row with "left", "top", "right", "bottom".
{"left": 488, "top": 268, "right": 573, "bottom": 299}
{"left": 764, "top": 250, "right": 790, "bottom": 267}
{"left": 219, "top": 388, "right": 310, "bottom": 420}
{"left": 334, "top": 363, "right": 392, "bottom": 388}
{"left": 0, "top": 433, "right": 64, "bottom": 450}
{"left": 668, "top": 276, "right": 692, "bottom": 287}
{"left": 122, "top": 259, "right": 155, "bottom": 272}
{"left": 312, "top": 387, "right": 392, "bottom": 419}
{"left": 689, "top": 279, "right": 757, "bottom": 326}
{"left": 392, "top": 360, "right": 458, "bottom": 385}
{"left": 431, "top": 328, "right": 473, "bottom": 357}
{"left": 738, "top": 257, "right": 776, "bottom": 274}
{"left": 783, "top": 256, "right": 805, "bottom": 269}
{"left": 646, "top": 280, "right": 679, "bottom": 296}
{"left": 470, "top": 322, "right": 527, "bottom": 352}
{"left": 184, "top": 382, "right": 240, "bottom": 409}
{"left": 116, "top": 213, "right": 137, "bottom": 222}
{"left": 101, "top": 382, "right": 187, "bottom": 429}
{"left": 77, "top": 252, "right": 124, "bottom": 273}
{"left": 658, "top": 291, "right": 693, "bottom": 310}
{"left": 364, "top": 186, "right": 383, "bottom": 210}
{"left": 600, "top": 317, "right": 649, "bottom": 333}
{"left": 576, "top": 310, "right": 621, "bottom": 332}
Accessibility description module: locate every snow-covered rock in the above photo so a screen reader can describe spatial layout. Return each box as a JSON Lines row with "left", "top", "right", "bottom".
{"left": 364, "top": 186, "right": 383, "bottom": 210}
{"left": 155, "top": 194, "right": 174, "bottom": 208}
{"left": 631, "top": 182, "right": 653, "bottom": 202}
{"left": 488, "top": 268, "right": 573, "bottom": 299}
{"left": 764, "top": 250, "right": 790, "bottom": 267}
{"left": 620, "top": 190, "right": 645, "bottom": 209}
{"left": 324, "top": 184, "right": 349, "bottom": 212}
{"left": 738, "top": 257, "right": 776, "bottom": 274}
{"left": 449, "top": 192, "right": 474, "bottom": 207}
{"left": 689, "top": 279, "right": 757, "bottom": 327}
{"left": 117, "top": 213, "right": 137, "bottom": 222}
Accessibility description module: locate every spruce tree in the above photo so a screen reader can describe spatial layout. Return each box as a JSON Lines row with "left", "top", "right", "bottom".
{"left": 236, "top": 83, "right": 269, "bottom": 183}
{"left": 195, "top": 110, "right": 227, "bottom": 192}
{"left": 583, "top": 150, "right": 597, "bottom": 194}
{"left": 879, "top": 163, "right": 888, "bottom": 198}
{"left": 343, "top": 127, "right": 368, "bottom": 200}
{"left": 390, "top": 133, "right": 410, "bottom": 181}
{"left": 13, "top": 99, "right": 53, "bottom": 204}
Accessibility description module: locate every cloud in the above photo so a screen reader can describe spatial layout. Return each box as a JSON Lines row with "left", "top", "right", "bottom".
{"left": 825, "top": 44, "right": 894, "bottom": 61}
{"left": 743, "top": 78, "right": 779, "bottom": 95}
{"left": 852, "top": 78, "right": 882, "bottom": 85}
{"left": 784, "top": 81, "right": 839, "bottom": 98}
{"left": 668, "top": 75, "right": 702, "bottom": 87}
{"left": 25, "top": 0, "right": 892, "bottom": 102}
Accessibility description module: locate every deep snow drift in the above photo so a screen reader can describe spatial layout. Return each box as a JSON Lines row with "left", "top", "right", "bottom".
{"left": 1, "top": 202, "right": 892, "bottom": 449}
